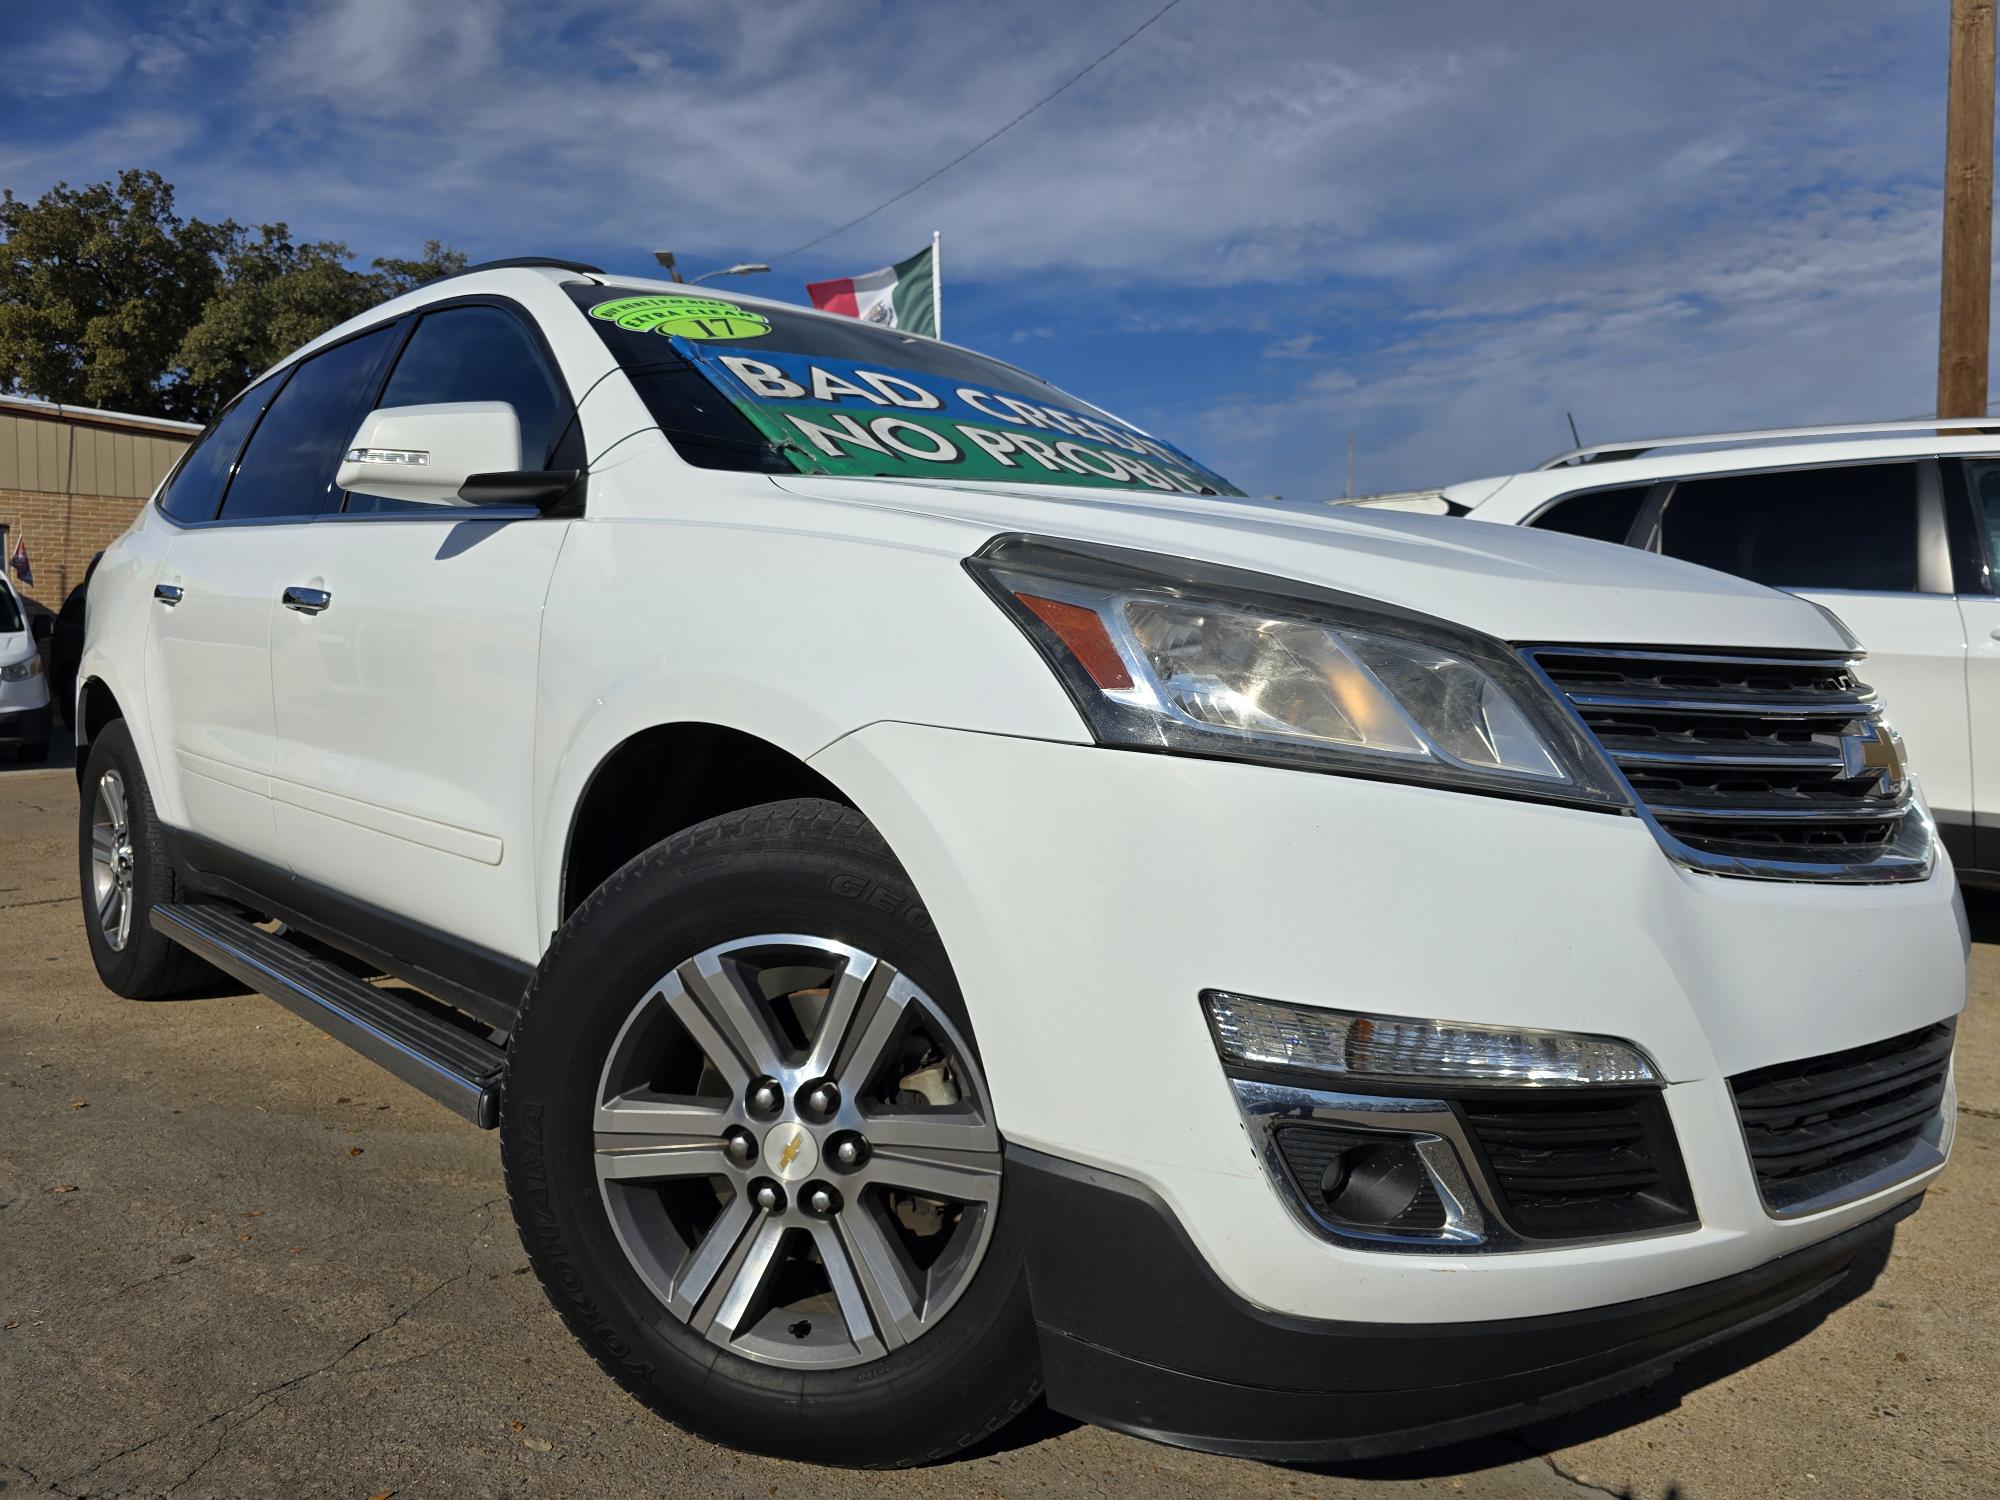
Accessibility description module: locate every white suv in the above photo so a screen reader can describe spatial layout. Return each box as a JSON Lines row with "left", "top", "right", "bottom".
{"left": 75, "top": 262, "right": 1964, "bottom": 1467}
{"left": 1435, "top": 420, "right": 2000, "bottom": 887}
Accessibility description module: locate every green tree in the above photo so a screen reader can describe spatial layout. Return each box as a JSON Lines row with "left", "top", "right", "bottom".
{"left": 175, "top": 235, "right": 472, "bottom": 413}
{"left": 0, "top": 170, "right": 228, "bottom": 420}
{"left": 0, "top": 170, "right": 467, "bottom": 422}
{"left": 371, "top": 240, "right": 470, "bottom": 298}
{"left": 173, "top": 226, "right": 378, "bottom": 416}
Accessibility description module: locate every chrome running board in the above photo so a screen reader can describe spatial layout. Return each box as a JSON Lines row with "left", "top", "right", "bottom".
{"left": 151, "top": 903, "right": 506, "bottom": 1128}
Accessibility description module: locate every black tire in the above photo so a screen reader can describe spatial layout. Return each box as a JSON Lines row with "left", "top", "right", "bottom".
{"left": 502, "top": 798, "right": 1041, "bottom": 1467}
{"left": 78, "top": 719, "right": 217, "bottom": 999}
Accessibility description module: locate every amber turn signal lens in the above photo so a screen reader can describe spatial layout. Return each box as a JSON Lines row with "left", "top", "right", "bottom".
{"left": 1015, "top": 594, "right": 1134, "bottom": 690}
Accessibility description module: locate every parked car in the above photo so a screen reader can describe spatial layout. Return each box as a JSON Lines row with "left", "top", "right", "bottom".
{"left": 76, "top": 262, "right": 1964, "bottom": 1467}
{"left": 1417, "top": 419, "right": 2000, "bottom": 886}
{"left": 0, "top": 569, "right": 51, "bottom": 762}
{"left": 49, "top": 551, "right": 100, "bottom": 731}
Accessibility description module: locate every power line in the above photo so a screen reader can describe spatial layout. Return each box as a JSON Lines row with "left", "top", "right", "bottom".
{"left": 769, "top": 0, "right": 1188, "bottom": 264}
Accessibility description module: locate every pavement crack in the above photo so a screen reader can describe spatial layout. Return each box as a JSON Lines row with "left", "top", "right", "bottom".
{"left": 53, "top": 1266, "right": 473, "bottom": 1496}
{"left": 1958, "top": 1102, "right": 2000, "bottom": 1121}
{"left": 1507, "top": 1437, "right": 1631, "bottom": 1499}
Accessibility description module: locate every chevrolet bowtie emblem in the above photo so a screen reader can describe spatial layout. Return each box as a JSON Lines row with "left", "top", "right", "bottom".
{"left": 777, "top": 1131, "right": 804, "bottom": 1171}
{"left": 1840, "top": 720, "right": 1907, "bottom": 795}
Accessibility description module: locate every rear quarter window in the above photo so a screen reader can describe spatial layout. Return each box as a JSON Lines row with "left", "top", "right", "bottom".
{"left": 1528, "top": 485, "right": 1649, "bottom": 544}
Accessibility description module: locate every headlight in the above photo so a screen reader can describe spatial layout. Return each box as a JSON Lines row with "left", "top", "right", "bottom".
{"left": 0, "top": 655, "right": 42, "bottom": 681}
{"left": 967, "top": 534, "right": 1627, "bottom": 806}
{"left": 1204, "top": 990, "right": 1660, "bottom": 1087}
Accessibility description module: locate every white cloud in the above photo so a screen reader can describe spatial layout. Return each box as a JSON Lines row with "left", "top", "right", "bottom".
{"left": 2, "top": 0, "right": 1971, "bottom": 496}
{"left": 1, "top": 25, "right": 135, "bottom": 97}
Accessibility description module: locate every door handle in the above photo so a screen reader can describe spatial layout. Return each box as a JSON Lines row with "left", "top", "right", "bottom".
{"left": 282, "top": 586, "right": 332, "bottom": 615}
{"left": 153, "top": 583, "right": 184, "bottom": 607}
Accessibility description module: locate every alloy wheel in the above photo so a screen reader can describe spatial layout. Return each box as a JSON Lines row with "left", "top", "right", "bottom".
{"left": 90, "top": 768, "right": 135, "bottom": 951}
{"left": 593, "top": 933, "right": 1002, "bottom": 1368}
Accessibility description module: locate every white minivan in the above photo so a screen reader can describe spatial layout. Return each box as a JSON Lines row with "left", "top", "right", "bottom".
{"left": 74, "top": 262, "right": 1963, "bottom": 1466}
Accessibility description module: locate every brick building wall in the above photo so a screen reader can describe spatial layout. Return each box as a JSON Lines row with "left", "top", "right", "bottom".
{"left": 0, "top": 490, "right": 175, "bottom": 615}
{"left": 0, "top": 398, "right": 197, "bottom": 615}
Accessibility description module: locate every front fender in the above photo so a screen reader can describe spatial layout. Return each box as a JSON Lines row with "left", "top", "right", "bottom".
{"left": 530, "top": 508, "right": 1087, "bottom": 938}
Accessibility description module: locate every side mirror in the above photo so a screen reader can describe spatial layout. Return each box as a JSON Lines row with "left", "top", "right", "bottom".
{"left": 31, "top": 615, "right": 53, "bottom": 644}
{"left": 336, "top": 402, "right": 523, "bottom": 506}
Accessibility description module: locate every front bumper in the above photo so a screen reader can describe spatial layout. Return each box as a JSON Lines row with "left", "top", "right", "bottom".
{"left": 0, "top": 700, "right": 51, "bottom": 746}
{"left": 811, "top": 722, "right": 1965, "bottom": 1325}
{"left": 1012, "top": 1145, "right": 1916, "bottom": 1461}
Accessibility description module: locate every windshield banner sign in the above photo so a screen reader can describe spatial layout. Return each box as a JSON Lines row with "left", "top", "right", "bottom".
{"left": 672, "top": 341, "right": 1240, "bottom": 496}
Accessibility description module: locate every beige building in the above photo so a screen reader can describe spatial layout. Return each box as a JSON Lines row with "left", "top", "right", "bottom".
{"left": 0, "top": 394, "right": 199, "bottom": 614}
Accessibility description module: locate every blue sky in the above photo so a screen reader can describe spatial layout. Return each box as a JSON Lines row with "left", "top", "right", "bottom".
{"left": 0, "top": 0, "right": 1975, "bottom": 498}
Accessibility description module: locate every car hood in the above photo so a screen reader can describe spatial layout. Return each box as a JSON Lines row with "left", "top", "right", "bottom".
{"left": 768, "top": 475, "right": 1849, "bottom": 651}
{"left": 0, "top": 628, "right": 33, "bottom": 666}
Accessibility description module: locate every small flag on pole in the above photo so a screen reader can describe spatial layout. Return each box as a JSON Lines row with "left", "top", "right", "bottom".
{"left": 807, "top": 236, "right": 940, "bottom": 338}
{"left": 8, "top": 535, "right": 29, "bottom": 587}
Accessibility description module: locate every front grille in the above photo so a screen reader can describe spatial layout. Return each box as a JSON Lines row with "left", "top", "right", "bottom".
{"left": 1456, "top": 1090, "right": 1696, "bottom": 1240}
{"left": 1526, "top": 646, "right": 1923, "bottom": 878}
{"left": 1730, "top": 1022, "right": 1954, "bottom": 1212}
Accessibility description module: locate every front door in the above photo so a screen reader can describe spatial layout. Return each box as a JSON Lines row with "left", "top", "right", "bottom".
{"left": 1947, "top": 457, "right": 2000, "bottom": 870}
{"left": 268, "top": 302, "right": 576, "bottom": 964}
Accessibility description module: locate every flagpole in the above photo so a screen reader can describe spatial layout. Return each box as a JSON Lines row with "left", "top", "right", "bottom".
{"left": 932, "top": 230, "right": 942, "bottom": 340}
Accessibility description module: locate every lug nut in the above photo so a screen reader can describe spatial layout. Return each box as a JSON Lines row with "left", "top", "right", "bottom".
{"left": 748, "top": 1078, "right": 783, "bottom": 1115}
{"left": 830, "top": 1134, "right": 867, "bottom": 1170}
{"left": 752, "top": 1180, "right": 785, "bottom": 1214}
{"left": 724, "top": 1127, "right": 757, "bottom": 1167}
{"left": 802, "top": 1081, "right": 839, "bottom": 1118}
{"left": 804, "top": 1183, "right": 841, "bottom": 1217}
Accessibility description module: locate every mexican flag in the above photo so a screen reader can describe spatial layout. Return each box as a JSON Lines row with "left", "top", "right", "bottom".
{"left": 806, "top": 239, "right": 939, "bottom": 337}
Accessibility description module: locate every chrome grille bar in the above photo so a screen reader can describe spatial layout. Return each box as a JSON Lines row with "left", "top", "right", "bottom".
{"left": 1524, "top": 645, "right": 1932, "bottom": 884}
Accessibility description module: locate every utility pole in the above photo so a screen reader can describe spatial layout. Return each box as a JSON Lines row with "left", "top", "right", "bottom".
{"left": 1939, "top": 0, "right": 1996, "bottom": 418}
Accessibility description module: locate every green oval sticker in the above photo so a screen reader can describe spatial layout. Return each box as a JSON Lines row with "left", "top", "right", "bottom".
{"left": 589, "top": 294, "right": 772, "bottom": 340}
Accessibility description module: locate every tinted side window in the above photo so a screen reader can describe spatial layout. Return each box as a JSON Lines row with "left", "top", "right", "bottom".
{"left": 1529, "top": 485, "right": 1648, "bottom": 544}
{"left": 156, "top": 382, "right": 279, "bottom": 523}
{"left": 218, "top": 328, "right": 397, "bottom": 521}
{"left": 1655, "top": 465, "right": 1920, "bottom": 592}
{"left": 344, "top": 307, "right": 562, "bottom": 514}
{"left": 1961, "top": 459, "right": 2000, "bottom": 587}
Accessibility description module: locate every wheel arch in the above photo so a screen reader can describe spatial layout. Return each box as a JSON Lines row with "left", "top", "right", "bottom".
{"left": 75, "top": 676, "right": 127, "bottom": 788}
{"left": 557, "top": 720, "right": 860, "bottom": 921}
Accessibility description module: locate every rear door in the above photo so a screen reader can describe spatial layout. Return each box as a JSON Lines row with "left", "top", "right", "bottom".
{"left": 267, "top": 301, "right": 576, "bottom": 964}
{"left": 145, "top": 326, "right": 400, "bottom": 864}
{"left": 1645, "top": 462, "right": 1972, "bottom": 844}
{"left": 143, "top": 377, "right": 288, "bottom": 856}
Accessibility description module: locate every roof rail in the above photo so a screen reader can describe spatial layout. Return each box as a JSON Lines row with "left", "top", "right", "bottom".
{"left": 459, "top": 256, "right": 605, "bottom": 276}
{"left": 1537, "top": 417, "right": 2000, "bottom": 469}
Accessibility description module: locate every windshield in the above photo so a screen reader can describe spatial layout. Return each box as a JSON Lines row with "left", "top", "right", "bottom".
{"left": 568, "top": 285, "right": 1240, "bottom": 497}
{"left": 0, "top": 582, "right": 22, "bottom": 635}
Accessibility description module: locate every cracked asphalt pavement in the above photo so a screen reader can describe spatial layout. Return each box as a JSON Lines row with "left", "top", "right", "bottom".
{"left": 1, "top": 764, "right": 1995, "bottom": 1499}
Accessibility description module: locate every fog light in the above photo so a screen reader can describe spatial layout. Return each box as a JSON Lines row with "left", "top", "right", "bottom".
{"left": 1203, "top": 991, "right": 1658, "bottom": 1087}
{"left": 1273, "top": 1125, "right": 1446, "bottom": 1233}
